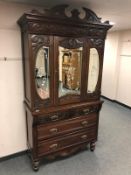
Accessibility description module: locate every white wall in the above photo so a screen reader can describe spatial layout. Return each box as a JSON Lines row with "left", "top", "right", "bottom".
{"left": 0, "top": 29, "right": 25, "bottom": 157}
{"left": 0, "top": 2, "right": 43, "bottom": 157}
{"left": 102, "top": 30, "right": 131, "bottom": 107}
{"left": 116, "top": 31, "right": 131, "bottom": 106}
{"left": 102, "top": 31, "right": 120, "bottom": 99}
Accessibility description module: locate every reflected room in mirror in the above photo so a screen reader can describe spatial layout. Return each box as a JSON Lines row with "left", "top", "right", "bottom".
{"left": 58, "top": 47, "right": 83, "bottom": 97}
{"left": 35, "top": 46, "right": 50, "bottom": 100}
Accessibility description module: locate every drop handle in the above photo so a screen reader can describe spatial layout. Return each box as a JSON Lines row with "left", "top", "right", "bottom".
{"left": 49, "top": 128, "right": 58, "bottom": 134}
{"left": 35, "top": 109, "right": 40, "bottom": 113}
{"left": 83, "top": 108, "right": 90, "bottom": 114}
{"left": 81, "top": 134, "right": 87, "bottom": 140}
{"left": 81, "top": 120, "right": 88, "bottom": 127}
{"left": 49, "top": 143, "right": 58, "bottom": 150}
{"left": 50, "top": 115, "right": 59, "bottom": 121}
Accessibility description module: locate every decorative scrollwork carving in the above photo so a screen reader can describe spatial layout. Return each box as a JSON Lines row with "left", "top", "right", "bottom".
{"left": 89, "top": 38, "right": 104, "bottom": 48}
{"left": 29, "top": 22, "right": 105, "bottom": 37}
{"left": 60, "top": 38, "right": 83, "bottom": 49}
{"left": 31, "top": 35, "right": 50, "bottom": 50}
{"left": 82, "top": 7, "right": 101, "bottom": 23}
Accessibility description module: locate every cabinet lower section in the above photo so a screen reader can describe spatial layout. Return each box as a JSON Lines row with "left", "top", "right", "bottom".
{"left": 25, "top": 101, "right": 102, "bottom": 171}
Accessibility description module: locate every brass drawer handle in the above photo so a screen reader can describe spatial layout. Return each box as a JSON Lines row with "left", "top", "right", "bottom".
{"left": 50, "top": 115, "right": 59, "bottom": 121}
{"left": 49, "top": 143, "right": 58, "bottom": 150}
{"left": 81, "top": 120, "right": 88, "bottom": 127}
{"left": 81, "top": 134, "right": 87, "bottom": 140}
{"left": 49, "top": 128, "right": 58, "bottom": 134}
{"left": 83, "top": 108, "right": 90, "bottom": 114}
{"left": 35, "top": 109, "right": 40, "bottom": 112}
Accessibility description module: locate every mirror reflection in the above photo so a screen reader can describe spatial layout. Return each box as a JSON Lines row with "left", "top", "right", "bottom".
{"left": 59, "top": 47, "right": 82, "bottom": 97}
{"left": 87, "top": 48, "right": 99, "bottom": 93}
{"left": 35, "top": 46, "right": 50, "bottom": 99}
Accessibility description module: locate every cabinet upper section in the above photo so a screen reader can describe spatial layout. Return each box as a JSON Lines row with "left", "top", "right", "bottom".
{"left": 18, "top": 4, "right": 112, "bottom": 38}
{"left": 18, "top": 5, "right": 112, "bottom": 111}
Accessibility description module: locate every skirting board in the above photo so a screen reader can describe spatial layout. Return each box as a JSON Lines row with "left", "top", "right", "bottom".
{"left": 101, "top": 95, "right": 131, "bottom": 109}
{"left": 0, "top": 150, "right": 27, "bottom": 163}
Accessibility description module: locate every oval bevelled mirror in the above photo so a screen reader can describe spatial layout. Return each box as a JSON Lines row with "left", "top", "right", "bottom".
{"left": 35, "top": 46, "right": 50, "bottom": 100}
{"left": 87, "top": 48, "right": 99, "bottom": 93}
{"left": 58, "top": 46, "right": 83, "bottom": 97}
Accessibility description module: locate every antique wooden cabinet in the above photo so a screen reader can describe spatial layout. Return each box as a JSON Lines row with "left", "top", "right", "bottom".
{"left": 18, "top": 5, "right": 112, "bottom": 171}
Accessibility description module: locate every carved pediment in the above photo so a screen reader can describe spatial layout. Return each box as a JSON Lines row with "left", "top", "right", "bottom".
{"left": 30, "top": 4, "right": 109, "bottom": 25}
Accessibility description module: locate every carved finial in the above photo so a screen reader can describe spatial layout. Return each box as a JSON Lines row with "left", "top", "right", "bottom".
{"left": 104, "top": 20, "right": 110, "bottom": 24}
{"left": 51, "top": 4, "right": 69, "bottom": 17}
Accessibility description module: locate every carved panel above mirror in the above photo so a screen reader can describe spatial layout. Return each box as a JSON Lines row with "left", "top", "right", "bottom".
{"left": 31, "top": 35, "right": 50, "bottom": 51}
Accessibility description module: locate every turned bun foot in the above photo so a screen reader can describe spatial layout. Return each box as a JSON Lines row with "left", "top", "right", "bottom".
{"left": 90, "top": 142, "right": 96, "bottom": 152}
{"left": 32, "top": 160, "right": 40, "bottom": 171}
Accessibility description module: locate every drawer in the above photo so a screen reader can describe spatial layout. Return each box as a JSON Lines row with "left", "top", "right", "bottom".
{"left": 36, "top": 111, "right": 69, "bottom": 124}
{"left": 37, "top": 128, "right": 96, "bottom": 156}
{"left": 37, "top": 113, "right": 97, "bottom": 140}
{"left": 73, "top": 105, "right": 100, "bottom": 116}
{"left": 36, "top": 104, "right": 100, "bottom": 125}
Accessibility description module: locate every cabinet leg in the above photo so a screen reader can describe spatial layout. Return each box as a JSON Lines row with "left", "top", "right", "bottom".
{"left": 90, "top": 142, "right": 96, "bottom": 152}
{"left": 32, "top": 160, "right": 40, "bottom": 171}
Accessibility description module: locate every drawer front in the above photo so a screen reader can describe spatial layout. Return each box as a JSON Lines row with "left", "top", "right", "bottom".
{"left": 37, "top": 128, "right": 96, "bottom": 156}
{"left": 37, "top": 113, "right": 97, "bottom": 140}
{"left": 36, "top": 104, "right": 101, "bottom": 125}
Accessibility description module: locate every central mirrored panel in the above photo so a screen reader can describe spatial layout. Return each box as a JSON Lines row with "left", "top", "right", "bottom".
{"left": 87, "top": 48, "right": 99, "bottom": 93}
{"left": 58, "top": 47, "right": 83, "bottom": 97}
{"left": 35, "top": 46, "right": 50, "bottom": 100}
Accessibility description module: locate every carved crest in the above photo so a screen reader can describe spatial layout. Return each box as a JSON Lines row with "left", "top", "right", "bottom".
{"left": 30, "top": 4, "right": 109, "bottom": 25}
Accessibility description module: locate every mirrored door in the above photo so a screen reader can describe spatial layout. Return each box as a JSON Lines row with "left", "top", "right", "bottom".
{"left": 55, "top": 37, "right": 84, "bottom": 104}
{"left": 58, "top": 47, "right": 82, "bottom": 97}
{"left": 35, "top": 46, "right": 50, "bottom": 100}
{"left": 31, "top": 35, "right": 54, "bottom": 108}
